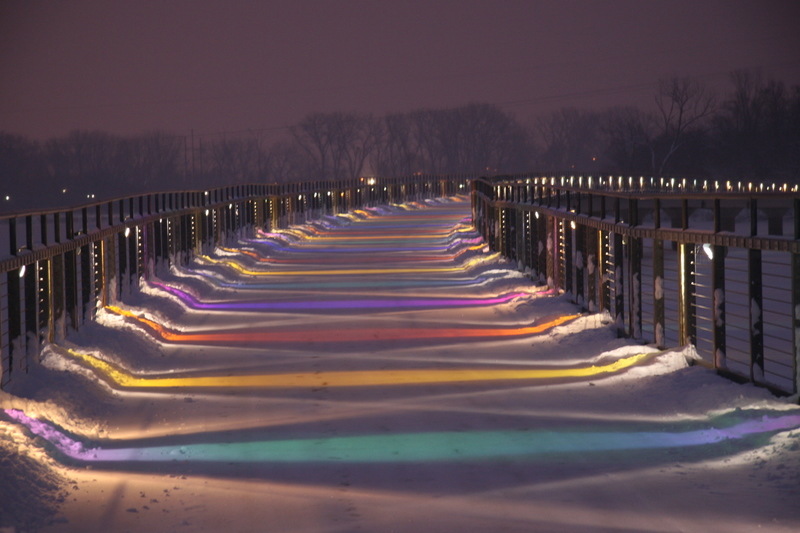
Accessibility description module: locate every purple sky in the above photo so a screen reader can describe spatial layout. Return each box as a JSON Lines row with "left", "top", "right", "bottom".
{"left": 1, "top": 0, "right": 798, "bottom": 140}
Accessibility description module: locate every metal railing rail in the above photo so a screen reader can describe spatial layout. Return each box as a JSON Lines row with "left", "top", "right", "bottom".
{"left": 0, "top": 174, "right": 471, "bottom": 388}
{"left": 472, "top": 174, "right": 800, "bottom": 397}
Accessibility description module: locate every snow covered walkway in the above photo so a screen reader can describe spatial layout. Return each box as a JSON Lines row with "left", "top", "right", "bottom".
{"left": 1, "top": 197, "right": 799, "bottom": 532}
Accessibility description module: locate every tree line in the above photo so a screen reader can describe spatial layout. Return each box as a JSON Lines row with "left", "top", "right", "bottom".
{"left": 1, "top": 69, "right": 798, "bottom": 213}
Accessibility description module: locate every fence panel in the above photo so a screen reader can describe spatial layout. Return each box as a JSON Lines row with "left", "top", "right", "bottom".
{"left": 472, "top": 174, "right": 800, "bottom": 397}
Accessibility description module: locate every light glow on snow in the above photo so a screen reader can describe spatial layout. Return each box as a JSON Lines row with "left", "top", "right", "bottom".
{"left": 57, "top": 347, "right": 658, "bottom": 389}
{"left": 103, "top": 305, "right": 581, "bottom": 343}
{"left": 149, "top": 281, "right": 540, "bottom": 311}
{"left": 5, "top": 408, "right": 800, "bottom": 464}
{"left": 219, "top": 242, "right": 486, "bottom": 264}
{"left": 197, "top": 252, "right": 500, "bottom": 276}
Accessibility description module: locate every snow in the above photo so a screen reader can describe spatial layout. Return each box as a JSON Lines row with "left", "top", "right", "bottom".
{"left": 1, "top": 196, "right": 799, "bottom": 532}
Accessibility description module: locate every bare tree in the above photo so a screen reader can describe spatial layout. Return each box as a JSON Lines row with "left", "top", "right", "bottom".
{"left": 651, "top": 76, "right": 716, "bottom": 174}
{"left": 600, "top": 106, "right": 654, "bottom": 174}
{"left": 371, "top": 112, "right": 421, "bottom": 176}
{"left": 265, "top": 140, "right": 310, "bottom": 182}
{"left": 292, "top": 112, "right": 380, "bottom": 180}
{"left": 207, "top": 136, "right": 263, "bottom": 184}
{"left": 712, "top": 70, "right": 800, "bottom": 179}
{"left": 534, "top": 107, "right": 603, "bottom": 172}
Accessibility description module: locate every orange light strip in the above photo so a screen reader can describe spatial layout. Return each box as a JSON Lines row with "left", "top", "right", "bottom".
{"left": 197, "top": 252, "right": 500, "bottom": 276}
{"left": 104, "top": 306, "right": 581, "bottom": 343}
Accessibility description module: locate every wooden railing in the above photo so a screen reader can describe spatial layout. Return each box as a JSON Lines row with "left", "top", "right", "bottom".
{"left": 472, "top": 175, "right": 800, "bottom": 396}
{"left": 0, "top": 175, "right": 471, "bottom": 388}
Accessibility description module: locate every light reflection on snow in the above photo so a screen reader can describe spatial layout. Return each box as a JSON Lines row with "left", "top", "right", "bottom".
{"left": 219, "top": 242, "right": 485, "bottom": 265}
{"left": 5, "top": 408, "right": 799, "bottom": 465}
{"left": 56, "top": 347, "right": 657, "bottom": 389}
{"left": 148, "top": 281, "right": 541, "bottom": 312}
{"left": 102, "top": 305, "right": 581, "bottom": 344}
{"left": 197, "top": 251, "right": 500, "bottom": 276}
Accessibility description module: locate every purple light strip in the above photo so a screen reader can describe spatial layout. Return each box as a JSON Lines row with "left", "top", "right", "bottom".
{"left": 150, "top": 281, "right": 536, "bottom": 311}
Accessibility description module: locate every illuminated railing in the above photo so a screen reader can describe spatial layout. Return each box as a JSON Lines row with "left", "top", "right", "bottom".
{"left": 0, "top": 174, "right": 471, "bottom": 388}
{"left": 472, "top": 174, "right": 800, "bottom": 397}
{"left": 3, "top": 170, "right": 798, "bottom": 398}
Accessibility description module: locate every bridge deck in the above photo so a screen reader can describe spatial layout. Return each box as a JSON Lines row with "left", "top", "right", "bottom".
{"left": 4, "top": 198, "right": 800, "bottom": 532}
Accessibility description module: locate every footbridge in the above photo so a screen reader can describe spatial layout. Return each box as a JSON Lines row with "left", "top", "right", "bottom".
{"left": 2, "top": 174, "right": 798, "bottom": 395}
{"left": 1, "top": 174, "right": 800, "bottom": 531}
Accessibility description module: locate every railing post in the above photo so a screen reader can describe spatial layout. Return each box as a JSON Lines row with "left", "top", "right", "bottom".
{"left": 24, "top": 257, "right": 38, "bottom": 362}
{"left": 794, "top": 198, "right": 800, "bottom": 396}
{"left": 748, "top": 198, "right": 764, "bottom": 383}
{"left": 9, "top": 218, "right": 17, "bottom": 256}
{"left": 749, "top": 247, "right": 764, "bottom": 384}
{"left": 564, "top": 220, "right": 573, "bottom": 295}
{"left": 574, "top": 223, "right": 585, "bottom": 307}
{"left": 713, "top": 243, "right": 726, "bottom": 370}
{"left": 613, "top": 232, "right": 625, "bottom": 337}
{"left": 64, "top": 249, "right": 78, "bottom": 331}
{"left": 50, "top": 254, "right": 65, "bottom": 341}
{"left": 678, "top": 243, "right": 696, "bottom": 347}
{"left": 6, "top": 270, "right": 21, "bottom": 383}
{"left": 37, "top": 260, "right": 50, "bottom": 346}
{"left": 628, "top": 198, "right": 641, "bottom": 338}
{"left": 515, "top": 208, "right": 525, "bottom": 268}
{"left": 25, "top": 215, "right": 33, "bottom": 251}
{"left": 117, "top": 231, "right": 128, "bottom": 299}
{"left": 653, "top": 239, "right": 665, "bottom": 348}
{"left": 586, "top": 228, "right": 598, "bottom": 312}
{"left": 80, "top": 244, "right": 93, "bottom": 322}
{"left": 546, "top": 216, "right": 556, "bottom": 289}
{"left": 793, "top": 249, "right": 800, "bottom": 397}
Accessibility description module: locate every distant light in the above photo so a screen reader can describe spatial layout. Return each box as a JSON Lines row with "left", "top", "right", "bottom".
{"left": 702, "top": 243, "right": 713, "bottom": 260}
{"left": 205, "top": 209, "right": 209, "bottom": 216}
{"left": 534, "top": 211, "right": 540, "bottom": 219}
{"left": 19, "top": 265, "right": 26, "bottom": 278}
{"left": 4, "top": 195, "right": 9, "bottom": 201}
{"left": 124, "top": 227, "right": 131, "bottom": 238}
{"left": 62, "top": 188, "right": 67, "bottom": 194}
{"left": 570, "top": 221, "right": 576, "bottom": 230}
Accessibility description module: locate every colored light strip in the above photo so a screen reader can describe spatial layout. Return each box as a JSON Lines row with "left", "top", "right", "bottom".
{"left": 149, "top": 282, "right": 538, "bottom": 311}
{"left": 197, "top": 252, "right": 500, "bottom": 276}
{"left": 299, "top": 223, "right": 474, "bottom": 236}
{"left": 104, "top": 305, "right": 581, "bottom": 344}
{"left": 298, "top": 226, "right": 474, "bottom": 238}
{"left": 218, "top": 243, "right": 485, "bottom": 265}
{"left": 181, "top": 271, "right": 495, "bottom": 290}
{"left": 243, "top": 237, "right": 484, "bottom": 254}
{"left": 6, "top": 408, "right": 799, "bottom": 464}
{"left": 59, "top": 349, "right": 656, "bottom": 389}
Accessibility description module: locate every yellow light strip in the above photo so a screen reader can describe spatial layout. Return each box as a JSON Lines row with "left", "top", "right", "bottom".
{"left": 61, "top": 347, "right": 656, "bottom": 389}
{"left": 197, "top": 253, "right": 500, "bottom": 276}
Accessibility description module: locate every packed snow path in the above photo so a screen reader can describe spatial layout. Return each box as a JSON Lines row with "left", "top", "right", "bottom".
{"left": 2, "top": 197, "right": 799, "bottom": 532}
